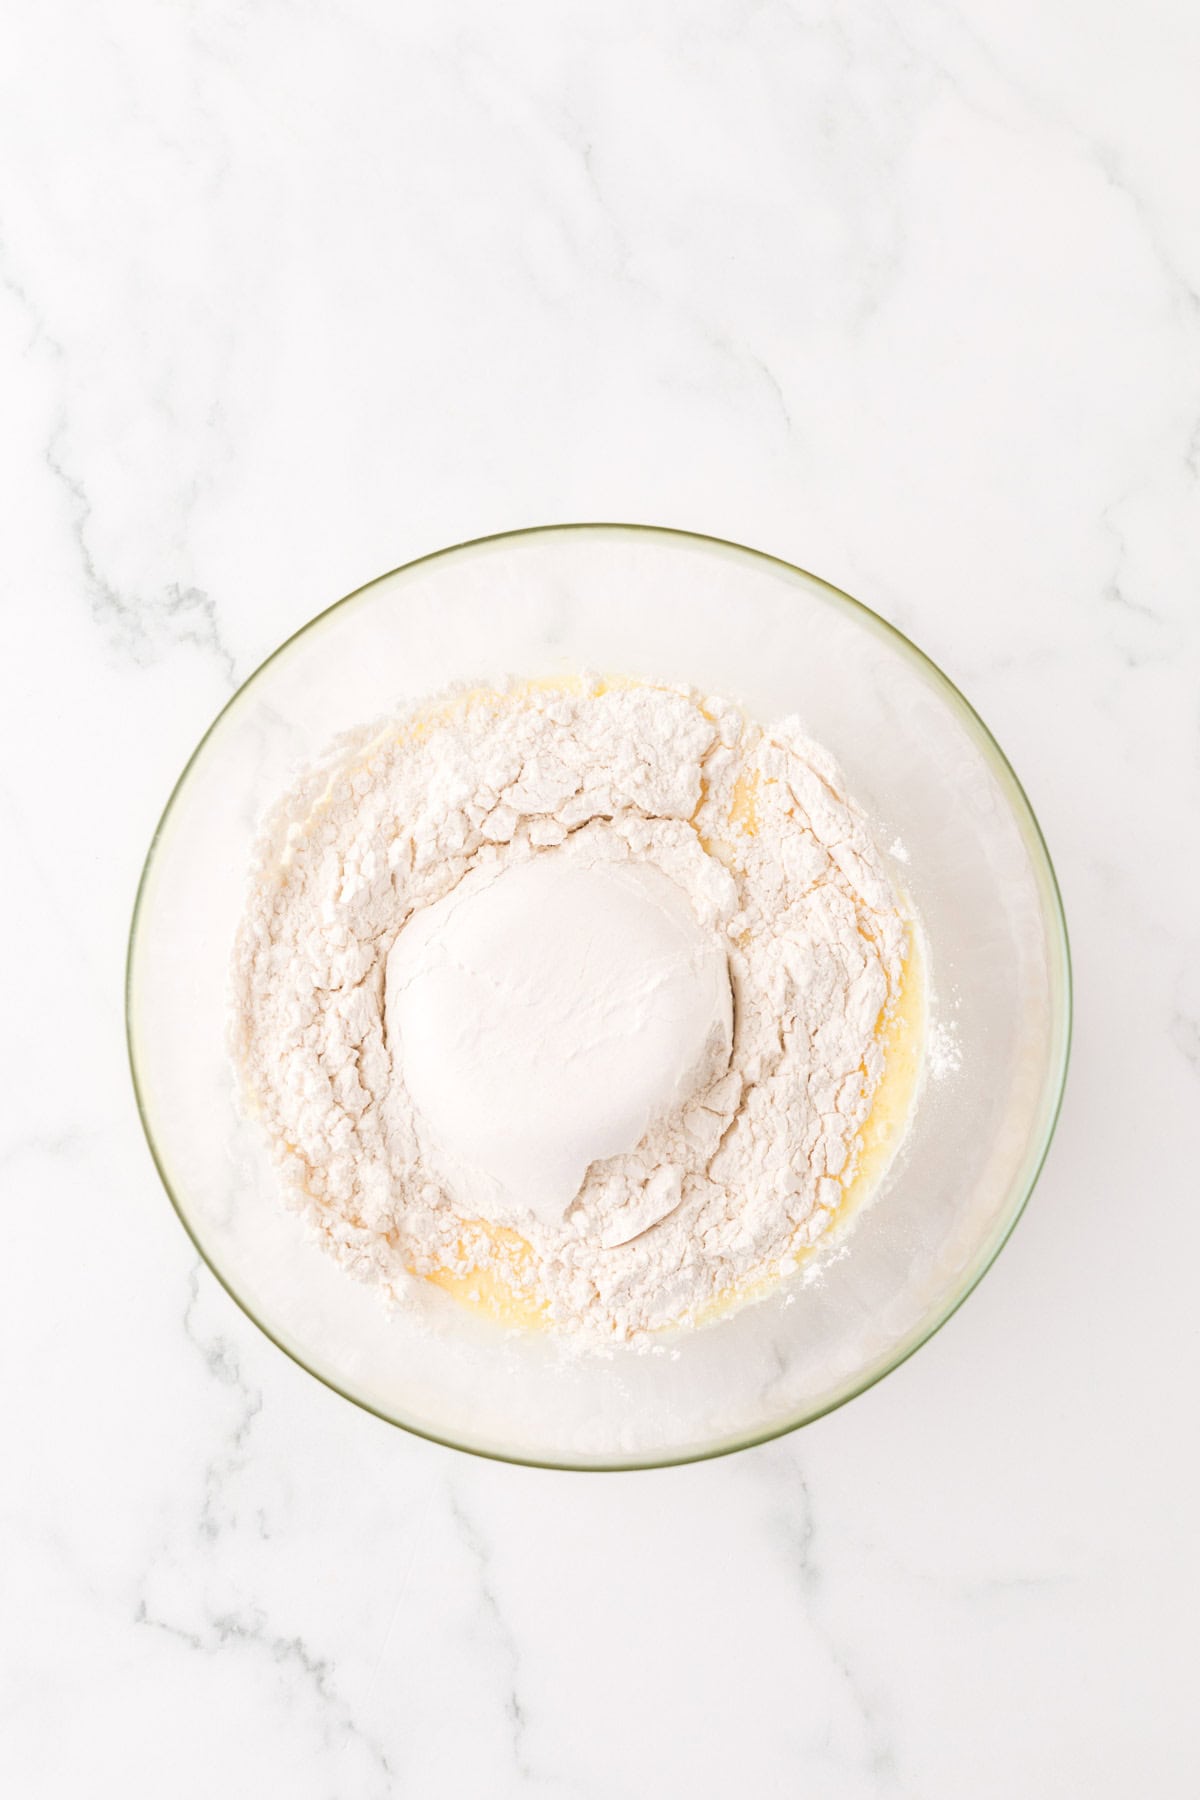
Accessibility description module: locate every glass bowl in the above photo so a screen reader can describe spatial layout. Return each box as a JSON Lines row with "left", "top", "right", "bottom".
{"left": 127, "top": 525, "right": 1071, "bottom": 1469}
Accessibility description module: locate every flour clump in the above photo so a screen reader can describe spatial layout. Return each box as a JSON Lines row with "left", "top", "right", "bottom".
{"left": 230, "top": 680, "right": 910, "bottom": 1340}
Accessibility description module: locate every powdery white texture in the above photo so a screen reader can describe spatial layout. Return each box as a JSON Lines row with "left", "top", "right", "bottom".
{"left": 230, "top": 682, "right": 909, "bottom": 1340}
{"left": 927, "top": 1018, "right": 963, "bottom": 1081}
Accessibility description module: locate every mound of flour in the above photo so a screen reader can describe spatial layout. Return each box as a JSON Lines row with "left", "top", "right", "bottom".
{"left": 230, "top": 681, "right": 907, "bottom": 1340}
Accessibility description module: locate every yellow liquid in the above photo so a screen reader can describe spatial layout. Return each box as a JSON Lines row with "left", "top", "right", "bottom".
{"left": 834, "top": 935, "right": 925, "bottom": 1229}
{"left": 419, "top": 1222, "right": 549, "bottom": 1330}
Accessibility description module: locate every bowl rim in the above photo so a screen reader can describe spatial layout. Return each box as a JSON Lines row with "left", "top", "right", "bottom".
{"left": 126, "top": 521, "right": 1073, "bottom": 1471}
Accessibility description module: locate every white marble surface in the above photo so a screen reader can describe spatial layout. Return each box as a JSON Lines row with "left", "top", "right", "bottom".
{"left": 1, "top": 1, "right": 1197, "bottom": 1793}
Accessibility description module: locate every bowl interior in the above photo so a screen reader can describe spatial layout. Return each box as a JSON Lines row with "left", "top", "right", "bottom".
{"left": 128, "top": 525, "right": 1070, "bottom": 1468}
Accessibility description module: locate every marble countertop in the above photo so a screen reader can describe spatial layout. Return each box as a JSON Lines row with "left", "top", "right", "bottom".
{"left": 2, "top": 2, "right": 1197, "bottom": 1794}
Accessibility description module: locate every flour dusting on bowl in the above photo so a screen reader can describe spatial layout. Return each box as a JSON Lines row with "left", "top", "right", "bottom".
{"left": 230, "top": 678, "right": 919, "bottom": 1340}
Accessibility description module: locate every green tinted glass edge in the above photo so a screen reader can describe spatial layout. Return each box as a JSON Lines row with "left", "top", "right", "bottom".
{"left": 125, "top": 523, "right": 1073, "bottom": 1472}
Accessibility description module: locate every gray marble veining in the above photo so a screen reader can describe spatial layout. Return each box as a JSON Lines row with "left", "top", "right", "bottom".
{"left": 1, "top": 1, "right": 1197, "bottom": 1794}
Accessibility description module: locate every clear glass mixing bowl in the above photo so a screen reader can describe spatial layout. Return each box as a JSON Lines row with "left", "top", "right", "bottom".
{"left": 126, "top": 525, "right": 1071, "bottom": 1468}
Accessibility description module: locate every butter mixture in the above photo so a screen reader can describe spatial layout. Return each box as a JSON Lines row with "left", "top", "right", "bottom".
{"left": 230, "top": 679, "right": 916, "bottom": 1341}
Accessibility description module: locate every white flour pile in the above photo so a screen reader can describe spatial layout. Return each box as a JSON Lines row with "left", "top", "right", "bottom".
{"left": 230, "top": 680, "right": 909, "bottom": 1340}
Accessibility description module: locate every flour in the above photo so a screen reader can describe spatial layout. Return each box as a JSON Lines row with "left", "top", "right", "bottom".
{"left": 926, "top": 1018, "right": 962, "bottom": 1080}
{"left": 230, "top": 680, "right": 909, "bottom": 1341}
